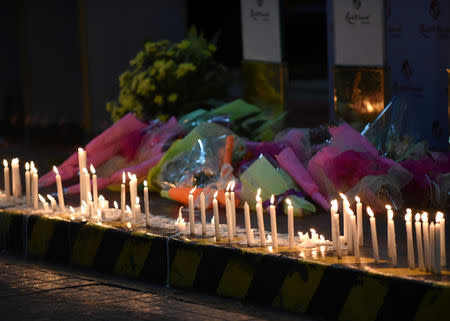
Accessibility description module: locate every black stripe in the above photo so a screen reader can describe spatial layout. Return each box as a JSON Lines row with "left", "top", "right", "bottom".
{"left": 245, "top": 254, "right": 290, "bottom": 304}
{"left": 375, "top": 277, "right": 429, "bottom": 321}
{"left": 193, "top": 245, "right": 231, "bottom": 292}
{"left": 139, "top": 235, "right": 167, "bottom": 284}
{"left": 92, "top": 228, "right": 127, "bottom": 273}
{"left": 45, "top": 220, "right": 83, "bottom": 264}
{"left": 306, "top": 266, "right": 358, "bottom": 319}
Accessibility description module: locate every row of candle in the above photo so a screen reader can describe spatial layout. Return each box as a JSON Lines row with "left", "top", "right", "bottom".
{"left": 331, "top": 194, "right": 446, "bottom": 273}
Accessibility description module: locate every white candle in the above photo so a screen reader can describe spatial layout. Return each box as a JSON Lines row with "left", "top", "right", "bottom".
{"left": 435, "top": 221, "right": 441, "bottom": 274}
{"left": 256, "top": 188, "right": 266, "bottom": 247}
{"left": 405, "top": 211, "right": 415, "bottom": 269}
{"left": 286, "top": 198, "right": 295, "bottom": 249}
{"left": 388, "top": 209, "right": 397, "bottom": 266}
{"left": 436, "top": 212, "right": 446, "bottom": 267}
{"left": 53, "top": 166, "right": 65, "bottom": 212}
{"left": 350, "top": 209, "right": 359, "bottom": 259}
{"left": 213, "top": 191, "right": 221, "bottom": 241}
{"left": 422, "top": 212, "right": 430, "bottom": 271}
{"left": 230, "top": 181, "right": 237, "bottom": 236}
{"left": 121, "top": 172, "right": 126, "bottom": 223}
{"left": 386, "top": 205, "right": 392, "bottom": 258}
{"left": 269, "top": 195, "right": 278, "bottom": 250}
{"left": 25, "top": 162, "right": 31, "bottom": 205}
{"left": 87, "top": 192, "right": 93, "bottom": 218}
{"left": 355, "top": 196, "right": 363, "bottom": 246}
{"left": 143, "top": 180, "right": 150, "bottom": 227}
{"left": 243, "top": 201, "right": 252, "bottom": 246}
{"left": 47, "top": 194, "right": 57, "bottom": 212}
{"left": 330, "top": 199, "right": 338, "bottom": 249}
{"left": 430, "top": 222, "right": 436, "bottom": 273}
{"left": 31, "top": 167, "right": 38, "bottom": 210}
{"left": 415, "top": 213, "right": 425, "bottom": 271}
{"left": 188, "top": 186, "right": 196, "bottom": 235}
{"left": 333, "top": 208, "right": 342, "bottom": 257}
{"left": 83, "top": 168, "right": 91, "bottom": 205}
{"left": 90, "top": 165, "right": 98, "bottom": 212}
{"left": 38, "top": 194, "right": 49, "bottom": 211}
{"left": 339, "top": 193, "right": 349, "bottom": 244}
{"left": 78, "top": 148, "right": 87, "bottom": 204}
{"left": 134, "top": 197, "right": 141, "bottom": 224}
{"left": 200, "top": 192, "right": 206, "bottom": 237}
{"left": 176, "top": 206, "right": 187, "bottom": 233}
{"left": 367, "top": 207, "right": 379, "bottom": 263}
{"left": 225, "top": 195, "right": 233, "bottom": 242}
{"left": 3, "top": 160, "right": 10, "bottom": 200}
{"left": 128, "top": 173, "right": 137, "bottom": 212}
{"left": 11, "top": 158, "right": 21, "bottom": 197}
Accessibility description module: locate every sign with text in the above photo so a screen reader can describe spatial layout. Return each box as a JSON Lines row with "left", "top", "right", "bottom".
{"left": 333, "top": 0, "right": 385, "bottom": 66}
{"left": 241, "top": 0, "right": 282, "bottom": 63}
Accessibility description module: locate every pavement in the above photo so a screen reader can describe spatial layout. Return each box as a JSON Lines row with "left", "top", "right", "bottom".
{"left": 0, "top": 253, "right": 313, "bottom": 321}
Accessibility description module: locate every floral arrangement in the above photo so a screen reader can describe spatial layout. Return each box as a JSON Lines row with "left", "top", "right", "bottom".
{"left": 107, "top": 27, "right": 229, "bottom": 122}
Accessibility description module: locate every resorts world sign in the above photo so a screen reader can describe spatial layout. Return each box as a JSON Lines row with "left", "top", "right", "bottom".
{"left": 241, "top": 0, "right": 282, "bottom": 63}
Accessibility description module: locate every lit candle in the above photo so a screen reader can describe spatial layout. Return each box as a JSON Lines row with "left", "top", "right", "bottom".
{"left": 367, "top": 207, "right": 379, "bottom": 263}
{"left": 386, "top": 205, "right": 393, "bottom": 258}
{"left": 225, "top": 194, "right": 233, "bottom": 242}
{"left": 83, "top": 168, "right": 91, "bottom": 205}
{"left": 143, "top": 180, "right": 150, "bottom": 227}
{"left": 53, "top": 166, "right": 65, "bottom": 212}
{"left": 121, "top": 172, "right": 126, "bottom": 223}
{"left": 415, "top": 213, "right": 425, "bottom": 270}
{"left": 349, "top": 209, "right": 360, "bottom": 259}
{"left": 188, "top": 186, "right": 196, "bottom": 235}
{"left": 90, "top": 165, "right": 98, "bottom": 212}
{"left": 87, "top": 192, "right": 94, "bottom": 218}
{"left": 200, "top": 192, "right": 206, "bottom": 237}
{"left": 435, "top": 218, "right": 441, "bottom": 274}
{"left": 3, "top": 160, "right": 10, "bottom": 200}
{"left": 388, "top": 209, "right": 397, "bottom": 266}
{"left": 47, "top": 194, "right": 57, "bottom": 212}
{"left": 286, "top": 198, "right": 295, "bottom": 249}
{"left": 11, "top": 158, "right": 21, "bottom": 198}
{"left": 332, "top": 201, "right": 341, "bottom": 257}
{"left": 31, "top": 167, "right": 38, "bottom": 210}
{"left": 243, "top": 201, "right": 252, "bottom": 246}
{"left": 405, "top": 210, "right": 415, "bottom": 269}
{"left": 213, "top": 191, "right": 221, "bottom": 241}
{"left": 256, "top": 188, "right": 266, "bottom": 247}
{"left": 436, "top": 211, "right": 446, "bottom": 267}
{"left": 230, "top": 181, "right": 237, "bottom": 236}
{"left": 339, "top": 193, "right": 349, "bottom": 244}
{"left": 269, "top": 195, "right": 278, "bottom": 250}
{"left": 422, "top": 212, "right": 430, "bottom": 271}
{"left": 134, "top": 197, "right": 141, "bottom": 224}
{"left": 355, "top": 196, "right": 363, "bottom": 246}
{"left": 25, "top": 162, "right": 30, "bottom": 205}
{"left": 78, "top": 148, "right": 87, "bottom": 204}
{"left": 330, "top": 199, "right": 337, "bottom": 249}
{"left": 128, "top": 173, "right": 137, "bottom": 212}
{"left": 430, "top": 222, "right": 436, "bottom": 273}
{"left": 175, "top": 206, "right": 187, "bottom": 233}
{"left": 38, "top": 194, "right": 49, "bottom": 211}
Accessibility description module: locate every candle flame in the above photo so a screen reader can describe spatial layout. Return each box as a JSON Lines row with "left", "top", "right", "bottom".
{"left": 310, "top": 228, "right": 317, "bottom": 235}
{"left": 270, "top": 194, "right": 275, "bottom": 205}
{"left": 78, "top": 147, "right": 84, "bottom": 153}
{"left": 189, "top": 186, "right": 197, "bottom": 194}
{"left": 213, "top": 190, "right": 218, "bottom": 199}
{"left": 12, "top": 158, "right": 18, "bottom": 166}
{"left": 126, "top": 205, "right": 131, "bottom": 213}
{"left": 98, "top": 195, "right": 104, "bottom": 203}
{"left": 286, "top": 198, "right": 292, "bottom": 206}
{"left": 122, "top": 172, "right": 126, "bottom": 184}
{"left": 70, "top": 215, "right": 75, "bottom": 221}
{"left": 127, "top": 172, "right": 133, "bottom": 180}
{"left": 46, "top": 194, "right": 55, "bottom": 202}
{"left": 69, "top": 206, "right": 75, "bottom": 214}
{"left": 211, "top": 216, "right": 215, "bottom": 225}
{"left": 3, "top": 160, "right": 7, "bottom": 168}
{"left": 25, "top": 162, "right": 29, "bottom": 171}
{"left": 331, "top": 199, "right": 338, "bottom": 209}
{"left": 339, "top": 193, "right": 347, "bottom": 201}
{"left": 133, "top": 174, "right": 137, "bottom": 181}
{"left": 144, "top": 180, "right": 148, "bottom": 187}
{"left": 226, "top": 181, "right": 233, "bottom": 192}
{"left": 230, "top": 180, "right": 235, "bottom": 192}
{"left": 82, "top": 200, "right": 87, "bottom": 208}
{"left": 405, "top": 213, "right": 412, "bottom": 222}
{"left": 53, "top": 166, "right": 59, "bottom": 175}
{"left": 90, "top": 164, "right": 95, "bottom": 174}
{"left": 436, "top": 211, "right": 444, "bottom": 223}
{"left": 177, "top": 206, "right": 185, "bottom": 223}
{"left": 366, "top": 206, "right": 374, "bottom": 217}
{"left": 355, "top": 196, "right": 360, "bottom": 203}
{"left": 406, "top": 208, "right": 412, "bottom": 214}
{"left": 421, "top": 212, "right": 428, "bottom": 222}
{"left": 82, "top": 167, "right": 88, "bottom": 174}
{"left": 38, "top": 194, "right": 46, "bottom": 204}
{"left": 385, "top": 204, "right": 391, "bottom": 210}
{"left": 114, "top": 201, "right": 118, "bottom": 209}
{"left": 136, "top": 197, "right": 140, "bottom": 205}
{"left": 126, "top": 222, "right": 132, "bottom": 229}
{"left": 415, "top": 213, "right": 421, "bottom": 222}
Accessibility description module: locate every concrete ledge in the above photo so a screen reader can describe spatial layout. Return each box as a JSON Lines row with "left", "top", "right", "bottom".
{"left": 0, "top": 210, "right": 448, "bottom": 321}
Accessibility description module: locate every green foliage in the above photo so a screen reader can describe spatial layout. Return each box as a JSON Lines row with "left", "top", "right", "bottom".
{"left": 107, "top": 27, "right": 229, "bottom": 122}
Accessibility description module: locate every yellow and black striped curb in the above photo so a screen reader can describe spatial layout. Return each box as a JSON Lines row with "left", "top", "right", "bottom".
{"left": 0, "top": 210, "right": 448, "bottom": 321}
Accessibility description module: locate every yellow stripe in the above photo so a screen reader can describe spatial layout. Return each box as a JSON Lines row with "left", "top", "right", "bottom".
{"left": 114, "top": 233, "right": 152, "bottom": 278}
{"left": 272, "top": 263, "right": 325, "bottom": 313}
{"left": 0, "top": 212, "right": 12, "bottom": 237}
{"left": 169, "top": 247, "right": 202, "bottom": 288}
{"left": 217, "top": 257, "right": 257, "bottom": 300}
{"left": 339, "top": 275, "right": 389, "bottom": 321}
{"left": 414, "top": 285, "right": 450, "bottom": 321}
{"left": 71, "top": 223, "right": 107, "bottom": 268}
{"left": 28, "top": 217, "right": 56, "bottom": 257}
